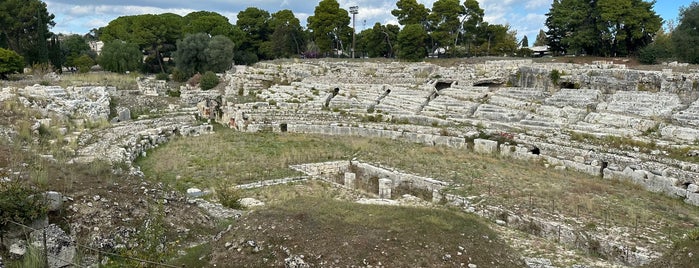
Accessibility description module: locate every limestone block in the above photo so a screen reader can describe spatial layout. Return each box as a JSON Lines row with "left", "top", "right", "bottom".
{"left": 474, "top": 139, "right": 498, "bottom": 154}
{"left": 117, "top": 107, "right": 131, "bottom": 122}
{"left": 379, "top": 178, "right": 392, "bottom": 199}
{"left": 344, "top": 172, "right": 356, "bottom": 189}
{"left": 186, "top": 188, "right": 204, "bottom": 198}
{"left": 432, "top": 189, "right": 443, "bottom": 203}
{"left": 688, "top": 184, "right": 699, "bottom": 193}
{"left": 239, "top": 198, "right": 265, "bottom": 208}
{"left": 29, "top": 224, "right": 75, "bottom": 268}
{"left": 686, "top": 192, "right": 699, "bottom": 206}
{"left": 43, "top": 191, "right": 63, "bottom": 212}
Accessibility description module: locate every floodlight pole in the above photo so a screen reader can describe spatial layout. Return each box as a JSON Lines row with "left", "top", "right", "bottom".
{"left": 350, "top": 6, "right": 358, "bottom": 59}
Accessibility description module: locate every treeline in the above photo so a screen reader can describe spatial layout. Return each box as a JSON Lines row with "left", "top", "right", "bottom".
{"left": 5, "top": 0, "right": 699, "bottom": 80}
{"left": 1, "top": 0, "right": 529, "bottom": 78}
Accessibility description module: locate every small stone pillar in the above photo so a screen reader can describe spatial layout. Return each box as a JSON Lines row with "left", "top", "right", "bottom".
{"left": 432, "top": 189, "right": 443, "bottom": 203}
{"left": 344, "top": 172, "right": 356, "bottom": 189}
{"left": 378, "top": 178, "right": 392, "bottom": 199}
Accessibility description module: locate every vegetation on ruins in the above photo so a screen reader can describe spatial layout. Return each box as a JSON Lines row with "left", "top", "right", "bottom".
{"left": 0, "top": 176, "right": 47, "bottom": 229}
{"left": 199, "top": 71, "right": 220, "bottom": 91}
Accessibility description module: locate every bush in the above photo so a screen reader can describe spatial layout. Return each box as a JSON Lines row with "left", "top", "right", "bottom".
{"left": 155, "top": 72, "right": 169, "bottom": 81}
{"left": 172, "top": 68, "right": 188, "bottom": 82}
{"left": 0, "top": 47, "right": 24, "bottom": 79}
{"left": 0, "top": 178, "right": 47, "bottom": 228}
{"left": 639, "top": 46, "right": 659, "bottom": 64}
{"left": 550, "top": 69, "right": 561, "bottom": 85}
{"left": 215, "top": 183, "right": 242, "bottom": 209}
{"left": 166, "top": 89, "right": 181, "bottom": 97}
{"left": 200, "top": 71, "right": 219, "bottom": 91}
{"left": 73, "top": 54, "right": 95, "bottom": 73}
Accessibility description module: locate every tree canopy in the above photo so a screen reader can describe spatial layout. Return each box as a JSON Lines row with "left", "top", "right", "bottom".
{"left": 101, "top": 13, "right": 183, "bottom": 72}
{"left": 672, "top": 2, "right": 699, "bottom": 64}
{"left": 0, "top": 0, "right": 54, "bottom": 65}
{"left": 98, "top": 40, "right": 142, "bottom": 73}
{"left": 397, "top": 24, "right": 428, "bottom": 61}
{"left": 392, "top": 0, "right": 430, "bottom": 27}
{"left": 307, "top": 0, "right": 351, "bottom": 55}
{"left": 174, "top": 33, "right": 234, "bottom": 77}
{"left": 545, "top": 0, "right": 661, "bottom": 56}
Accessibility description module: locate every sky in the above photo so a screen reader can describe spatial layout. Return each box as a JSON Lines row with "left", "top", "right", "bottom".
{"left": 46, "top": 0, "right": 693, "bottom": 40}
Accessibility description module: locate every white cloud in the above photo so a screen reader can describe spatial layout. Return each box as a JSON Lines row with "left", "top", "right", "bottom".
{"left": 525, "top": 0, "right": 552, "bottom": 11}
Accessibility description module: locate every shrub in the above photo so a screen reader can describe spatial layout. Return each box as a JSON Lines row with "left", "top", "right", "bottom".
{"left": 155, "top": 72, "right": 169, "bottom": 81}
{"left": 549, "top": 69, "right": 561, "bottom": 85}
{"left": 73, "top": 54, "right": 95, "bottom": 73}
{"left": 0, "top": 47, "right": 24, "bottom": 79}
{"left": 215, "top": 183, "right": 242, "bottom": 209}
{"left": 0, "top": 178, "right": 47, "bottom": 228}
{"left": 166, "top": 89, "right": 181, "bottom": 97}
{"left": 172, "top": 68, "right": 188, "bottom": 82}
{"left": 200, "top": 71, "right": 219, "bottom": 91}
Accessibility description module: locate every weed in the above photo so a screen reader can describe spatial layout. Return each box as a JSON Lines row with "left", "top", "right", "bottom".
{"left": 550, "top": 69, "right": 562, "bottom": 85}
{"left": 215, "top": 183, "right": 242, "bottom": 209}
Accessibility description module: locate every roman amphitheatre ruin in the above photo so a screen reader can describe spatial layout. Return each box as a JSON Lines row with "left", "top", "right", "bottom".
{"left": 2, "top": 58, "right": 699, "bottom": 267}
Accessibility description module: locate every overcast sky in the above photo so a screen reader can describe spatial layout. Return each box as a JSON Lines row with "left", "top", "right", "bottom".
{"left": 46, "top": 0, "right": 692, "bottom": 40}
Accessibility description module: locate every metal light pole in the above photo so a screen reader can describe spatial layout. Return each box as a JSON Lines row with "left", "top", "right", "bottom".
{"left": 350, "top": 6, "right": 358, "bottom": 59}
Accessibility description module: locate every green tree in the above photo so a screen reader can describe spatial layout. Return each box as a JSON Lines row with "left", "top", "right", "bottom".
{"left": 460, "top": 0, "right": 484, "bottom": 46}
{"left": 397, "top": 24, "right": 428, "bottom": 61}
{"left": 101, "top": 13, "right": 183, "bottom": 73}
{"left": 673, "top": 2, "right": 699, "bottom": 63}
{"left": 392, "top": 0, "right": 430, "bottom": 26}
{"left": 486, "top": 24, "right": 518, "bottom": 56}
{"left": 0, "top": 48, "right": 24, "bottom": 79}
{"left": 521, "top": 35, "right": 529, "bottom": 48}
{"left": 267, "top": 10, "right": 304, "bottom": 58}
{"left": 598, "top": 0, "right": 661, "bottom": 56}
{"left": 47, "top": 35, "right": 64, "bottom": 71}
{"left": 0, "top": 0, "right": 55, "bottom": 64}
{"left": 545, "top": 0, "right": 661, "bottom": 56}
{"left": 174, "top": 33, "right": 235, "bottom": 77}
{"left": 427, "top": 0, "right": 466, "bottom": 51}
{"left": 359, "top": 23, "right": 398, "bottom": 58}
{"left": 205, "top": 35, "right": 235, "bottom": 72}
{"left": 62, "top": 35, "right": 92, "bottom": 67}
{"left": 533, "top": 29, "right": 547, "bottom": 46}
{"left": 237, "top": 7, "right": 271, "bottom": 60}
{"left": 545, "top": 0, "right": 597, "bottom": 55}
{"left": 308, "top": 0, "right": 351, "bottom": 55}
{"left": 174, "top": 33, "right": 209, "bottom": 77}
{"left": 73, "top": 54, "right": 94, "bottom": 73}
{"left": 98, "top": 40, "right": 142, "bottom": 73}
{"left": 183, "top": 11, "right": 236, "bottom": 37}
